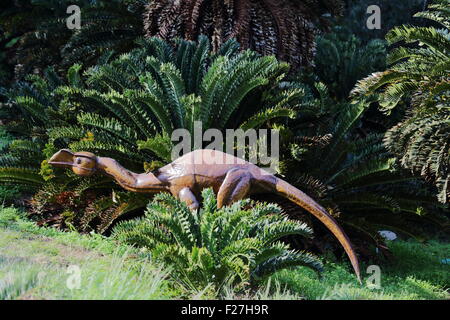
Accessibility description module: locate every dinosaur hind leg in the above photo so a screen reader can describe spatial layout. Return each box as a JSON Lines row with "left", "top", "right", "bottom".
{"left": 179, "top": 187, "right": 200, "bottom": 211}
{"left": 217, "top": 168, "right": 252, "bottom": 208}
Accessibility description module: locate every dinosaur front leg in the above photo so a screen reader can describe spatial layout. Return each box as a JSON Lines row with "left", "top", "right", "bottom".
{"left": 217, "top": 169, "right": 252, "bottom": 208}
{"left": 178, "top": 187, "right": 200, "bottom": 211}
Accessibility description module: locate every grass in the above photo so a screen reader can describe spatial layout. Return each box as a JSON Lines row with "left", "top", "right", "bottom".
{"left": 0, "top": 246, "right": 172, "bottom": 300}
{"left": 0, "top": 206, "right": 175, "bottom": 300}
{"left": 272, "top": 241, "right": 450, "bottom": 300}
{"left": 0, "top": 205, "right": 449, "bottom": 300}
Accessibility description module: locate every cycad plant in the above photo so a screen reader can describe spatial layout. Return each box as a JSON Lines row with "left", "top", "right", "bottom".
{"left": 144, "top": 0, "right": 344, "bottom": 69}
{"left": 314, "top": 27, "right": 387, "bottom": 99}
{"left": 0, "top": 0, "right": 145, "bottom": 79}
{"left": 49, "top": 36, "right": 299, "bottom": 164}
{"left": 0, "top": 66, "right": 82, "bottom": 192}
{"left": 0, "top": 127, "right": 22, "bottom": 202}
{"left": 0, "top": 36, "right": 300, "bottom": 231}
{"left": 112, "top": 188, "right": 323, "bottom": 296}
{"left": 351, "top": 0, "right": 449, "bottom": 203}
{"left": 278, "top": 83, "right": 447, "bottom": 250}
{"left": 59, "top": 0, "right": 146, "bottom": 69}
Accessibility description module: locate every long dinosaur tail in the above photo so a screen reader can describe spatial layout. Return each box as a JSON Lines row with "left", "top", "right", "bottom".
{"left": 272, "top": 177, "right": 361, "bottom": 283}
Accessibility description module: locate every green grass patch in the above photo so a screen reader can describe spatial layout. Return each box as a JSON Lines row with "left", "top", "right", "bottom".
{"left": 0, "top": 244, "right": 173, "bottom": 299}
{"left": 0, "top": 206, "right": 176, "bottom": 299}
{"left": 0, "top": 205, "right": 448, "bottom": 300}
{"left": 272, "top": 241, "right": 449, "bottom": 300}
{"left": 0, "top": 206, "right": 125, "bottom": 255}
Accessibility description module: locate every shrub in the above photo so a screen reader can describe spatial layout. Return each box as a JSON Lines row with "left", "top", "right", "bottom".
{"left": 0, "top": 0, "right": 145, "bottom": 79}
{"left": 352, "top": 0, "right": 450, "bottom": 203}
{"left": 0, "top": 205, "right": 23, "bottom": 227}
{"left": 314, "top": 27, "right": 387, "bottom": 99}
{"left": 0, "top": 186, "right": 20, "bottom": 203}
{"left": 278, "top": 82, "right": 447, "bottom": 253}
{"left": 112, "top": 188, "right": 323, "bottom": 297}
{"left": 0, "top": 36, "right": 299, "bottom": 231}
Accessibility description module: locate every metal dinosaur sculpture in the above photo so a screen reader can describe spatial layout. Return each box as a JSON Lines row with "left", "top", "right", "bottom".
{"left": 49, "top": 148, "right": 361, "bottom": 282}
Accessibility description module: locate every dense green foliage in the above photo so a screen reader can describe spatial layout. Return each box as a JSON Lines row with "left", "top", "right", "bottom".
{"left": 279, "top": 83, "right": 447, "bottom": 247}
{"left": 314, "top": 28, "right": 387, "bottom": 99}
{"left": 0, "top": 0, "right": 448, "bottom": 300}
{"left": 112, "top": 189, "right": 323, "bottom": 296}
{"left": 47, "top": 36, "right": 297, "bottom": 163}
{"left": 0, "top": 0, "right": 145, "bottom": 80}
{"left": 0, "top": 36, "right": 299, "bottom": 232}
{"left": 352, "top": 0, "right": 449, "bottom": 203}
{"left": 2, "top": 36, "right": 296, "bottom": 163}
{"left": 0, "top": 127, "right": 21, "bottom": 202}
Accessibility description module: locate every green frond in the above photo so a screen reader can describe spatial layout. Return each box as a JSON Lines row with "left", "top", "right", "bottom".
{"left": 385, "top": 112, "right": 449, "bottom": 203}
{"left": 136, "top": 36, "right": 174, "bottom": 63}
{"left": 251, "top": 250, "right": 323, "bottom": 282}
{"left": 13, "top": 96, "right": 49, "bottom": 125}
{"left": 253, "top": 242, "right": 289, "bottom": 266}
{"left": 128, "top": 88, "right": 173, "bottom": 134}
{"left": 48, "top": 126, "right": 86, "bottom": 142}
{"left": 76, "top": 113, "right": 138, "bottom": 145}
{"left": 414, "top": 0, "right": 450, "bottom": 29}
{"left": 111, "top": 188, "right": 321, "bottom": 294}
{"left": 386, "top": 26, "right": 450, "bottom": 55}
{"left": 240, "top": 108, "right": 296, "bottom": 131}
{"left": 67, "top": 63, "right": 84, "bottom": 88}
{"left": 331, "top": 157, "right": 396, "bottom": 186}
{"left": 0, "top": 168, "right": 44, "bottom": 188}
{"left": 158, "top": 62, "right": 187, "bottom": 128}
{"left": 379, "top": 81, "right": 421, "bottom": 111}
{"left": 137, "top": 134, "right": 173, "bottom": 162}
{"left": 189, "top": 35, "right": 210, "bottom": 93}
{"left": 112, "top": 217, "right": 166, "bottom": 249}
{"left": 257, "top": 219, "right": 314, "bottom": 245}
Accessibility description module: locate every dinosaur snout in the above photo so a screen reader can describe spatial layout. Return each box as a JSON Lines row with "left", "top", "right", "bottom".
{"left": 48, "top": 149, "right": 75, "bottom": 168}
{"left": 49, "top": 149, "right": 97, "bottom": 177}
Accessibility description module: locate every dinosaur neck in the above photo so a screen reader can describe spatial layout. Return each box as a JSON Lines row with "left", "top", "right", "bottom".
{"left": 96, "top": 157, "right": 165, "bottom": 192}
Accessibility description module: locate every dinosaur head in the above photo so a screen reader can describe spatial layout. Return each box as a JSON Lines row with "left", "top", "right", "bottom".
{"left": 49, "top": 149, "right": 97, "bottom": 177}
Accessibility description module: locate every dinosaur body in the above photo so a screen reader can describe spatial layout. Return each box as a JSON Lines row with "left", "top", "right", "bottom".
{"left": 49, "top": 148, "right": 361, "bottom": 282}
